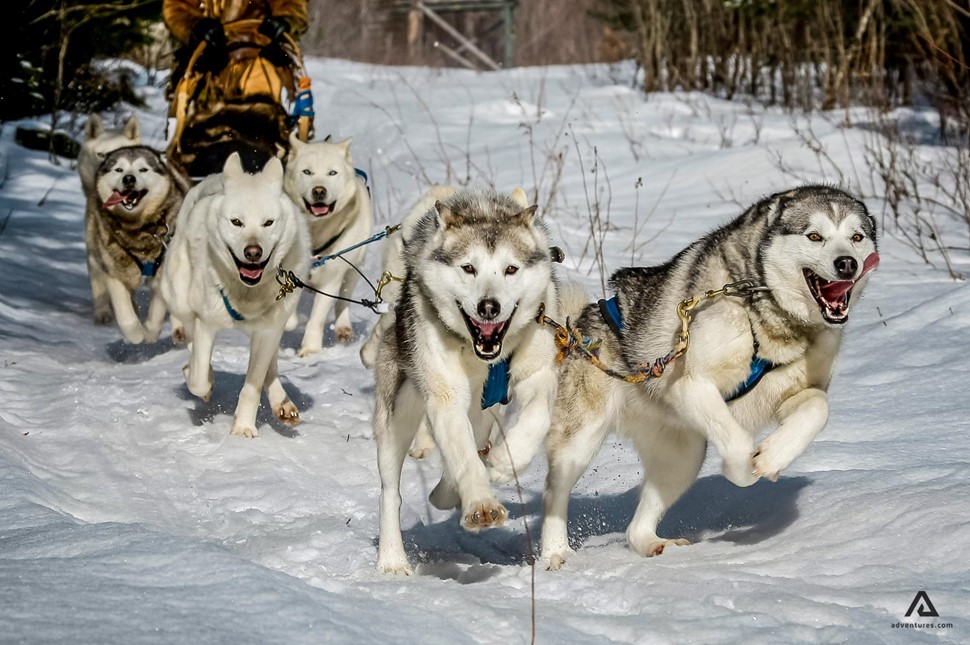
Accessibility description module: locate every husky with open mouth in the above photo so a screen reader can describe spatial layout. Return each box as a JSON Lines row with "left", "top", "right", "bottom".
{"left": 541, "top": 185, "right": 879, "bottom": 569}
{"left": 156, "top": 153, "right": 310, "bottom": 438}
{"left": 373, "top": 189, "right": 560, "bottom": 574}
{"left": 283, "top": 134, "right": 373, "bottom": 356}
{"left": 86, "top": 145, "right": 188, "bottom": 343}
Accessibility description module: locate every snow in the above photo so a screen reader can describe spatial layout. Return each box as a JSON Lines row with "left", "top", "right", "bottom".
{"left": 1, "top": 58, "right": 969, "bottom": 643}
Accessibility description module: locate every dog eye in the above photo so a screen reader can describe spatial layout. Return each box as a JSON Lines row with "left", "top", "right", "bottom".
{"left": 505, "top": 265, "right": 519, "bottom": 276}
{"left": 262, "top": 219, "right": 274, "bottom": 227}
{"left": 461, "top": 264, "right": 476, "bottom": 275}
{"left": 96, "top": 152, "right": 106, "bottom": 159}
{"left": 851, "top": 233, "right": 864, "bottom": 242}
{"left": 115, "top": 167, "right": 123, "bottom": 173}
{"left": 139, "top": 168, "right": 148, "bottom": 173}
{"left": 302, "top": 169, "right": 312, "bottom": 175}
{"left": 230, "top": 218, "right": 243, "bottom": 227}
{"left": 806, "top": 232, "right": 823, "bottom": 242}
{"left": 328, "top": 170, "right": 338, "bottom": 176}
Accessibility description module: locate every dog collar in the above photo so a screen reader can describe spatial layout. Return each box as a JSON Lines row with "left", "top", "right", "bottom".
{"left": 219, "top": 287, "right": 245, "bottom": 321}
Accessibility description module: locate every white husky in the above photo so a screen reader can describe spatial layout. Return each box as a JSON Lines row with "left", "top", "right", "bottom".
{"left": 540, "top": 186, "right": 880, "bottom": 568}
{"left": 283, "top": 134, "right": 372, "bottom": 356}
{"left": 157, "top": 154, "right": 310, "bottom": 438}
{"left": 373, "top": 189, "right": 559, "bottom": 575}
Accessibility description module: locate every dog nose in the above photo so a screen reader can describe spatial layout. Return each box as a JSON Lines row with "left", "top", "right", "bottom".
{"left": 311, "top": 186, "right": 327, "bottom": 202}
{"left": 834, "top": 256, "right": 858, "bottom": 279}
{"left": 122, "top": 174, "right": 136, "bottom": 188}
{"left": 244, "top": 244, "right": 263, "bottom": 263}
{"left": 477, "top": 298, "right": 500, "bottom": 321}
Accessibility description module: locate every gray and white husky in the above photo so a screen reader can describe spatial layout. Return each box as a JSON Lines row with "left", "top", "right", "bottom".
{"left": 156, "top": 154, "right": 310, "bottom": 438}
{"left": 86, "top": 145, "right": 188, "bottom": 342}
{"left": 77, "top": 114, "right": 140, "bottom": 196}
{"left": 541, "top": 185, "right": 880, "bottom": 568}
{"left": 373, "top": 189, "right": 559, "bottom": 575}
{"left": 283, "top": 134, "right": 372, "bottom": 356}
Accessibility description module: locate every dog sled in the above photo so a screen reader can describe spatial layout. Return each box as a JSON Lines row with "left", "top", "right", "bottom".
{"left": 167, "top": 18, "right": 315, "bottom": 178}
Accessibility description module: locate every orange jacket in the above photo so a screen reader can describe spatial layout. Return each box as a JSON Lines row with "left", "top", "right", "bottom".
{"left": 163, "top": 0, "right": 308, "bottom": 44}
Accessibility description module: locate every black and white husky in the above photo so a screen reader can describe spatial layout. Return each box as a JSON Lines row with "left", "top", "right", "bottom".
{"left": 541, "top": 185, "right": 879, "bottom": 568}
{"left": 373, "top": 189, "right": 559, "bottom": 574}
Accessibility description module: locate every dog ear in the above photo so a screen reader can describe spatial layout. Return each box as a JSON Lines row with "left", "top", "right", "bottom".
{"left": 510, "top": 187, "right": 529, "bottom": 208}
{"left": 336, "top": 137, "right": 353, "bottom": 163}
{"left": 434, "top": 200, "right": 461, "bottom": 229}
{"left": 123, "top": 116, "right": 140, "bottom": 142}
{"left": 85, "top": 114, "right": 104, "bottom": 140}
{"left": 223, "top": 152, "right": 245, "bottom": 179}
{"left": 511, "top": 204, "right": 539, "bottom": 226}
{"left": 262, "top": 156, "right": 284, "bottom": 185}
{"left": 288, "top": 131, "right": 304, "bottom": 152}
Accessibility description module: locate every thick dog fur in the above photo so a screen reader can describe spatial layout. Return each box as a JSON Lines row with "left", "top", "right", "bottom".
{"left": 283, "top": 134, "right": 373, "bottom": 356}
{"left": 373, "top": 188, "right": 559, "bottom": 575}
{"left": 156, "top": 154, "right": 310, "bottom": 438}
{"left": 541, "top": 185, "right": 879, "bottom": 568}
{"left": 361, "top": 186, "right": 530, "bottom": 460}
{"left": 85, "top": 145, "right": 188, "bottom": 343}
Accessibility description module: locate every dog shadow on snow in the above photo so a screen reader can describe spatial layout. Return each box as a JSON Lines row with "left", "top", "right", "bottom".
{"left": 395, "top": 474, "right": 810, "bottom": 578}
{"left": 173, "top": 370, "right": 314, "bottom": 438}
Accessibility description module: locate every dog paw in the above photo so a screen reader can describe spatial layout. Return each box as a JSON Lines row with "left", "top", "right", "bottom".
{"left": 408, "top": 446, "right": 433, "bottom": 459}
{"left": 297, "top": 346, "right": 322, "bottom": 358}
{"left": 630, "top": 537, "right": 690, "bottom": 558}
{"left": 461, "top": 500, "right": 508, "bottom": 532}
{"left": 93, "top": 311, "right": 114, "bottom": 326}
{"left": 335, "top": 326, "right": 355, "bottom": 343}
{"left": 183, "top": 364, "right": 213, "bottom": 402}
{"left": 143, "top": 325, "right": 161, "bottom": 344}
{"left": 274, "top": 401, "right": 300, "bottom": 426}
{"left": 544, "top": 548, "right": 575, "bottom": 571}
{"left": 751, "top": 444, "right": 784, "bottom": 482}
{"left": 721, "top": 453, "right": 760, "bottom": 487}
{"left": 376, "top": 559, "right": 413, "bottom": 576}
{"left": 230, "top": 423, "right": 259, "bottom": 438}
{"left": 487, "top": 455, "right": 516, "bottom": 485}
{"left": 121, "top": 325, "right": 146, "bottom": 345}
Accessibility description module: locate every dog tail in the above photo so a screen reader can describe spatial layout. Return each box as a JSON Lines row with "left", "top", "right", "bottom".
{"left": 556, "top": 281, "right": 589, "bottom": 322}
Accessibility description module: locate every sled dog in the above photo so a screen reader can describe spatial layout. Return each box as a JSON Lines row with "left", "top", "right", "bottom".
{"left": 157, "top": 154, "right": 310, "bottom": 438}
{"left": 77, "top": 114, "right": 141, "bottom": 195}
{"left": 85, "top": 145, "right": 188, "bottom": 342}
{"left": 361, "top": 186, "right": 531, "bottom": 461}
{"left": 283, "top": 134, "right": 372, "bottom": 356}
{"left": 374, "top": 189, "right": 559, "bottom": 574}
{"left": 541, "top": 185, "right": 880, "bottom": 568}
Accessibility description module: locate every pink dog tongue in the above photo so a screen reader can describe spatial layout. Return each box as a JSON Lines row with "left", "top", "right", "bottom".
{"left": 311, "top": 204, "right": 330, "bottom": 216}
{"left": 820, "top": 253, "right": 881, "bottom": 301}
{"left": 240, "top": 267, "right": 263, "bottom": 280}
{"left": 103, "top": 190, "right": 124, "bottom": 207}
{"left": 476, "top": 321, "right": 502, "bottom": 338}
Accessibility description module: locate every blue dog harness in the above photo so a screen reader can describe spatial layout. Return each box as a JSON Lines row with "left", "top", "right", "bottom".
{"left": 220, "top": 287, "right": 245, "bottom": 321}
{"left": 598, "top": 295, "right": 775, "bottom": 402}
{"left": 481, "top": 358, "right": 512, "bottom": 409}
